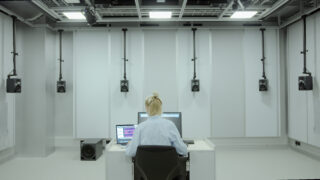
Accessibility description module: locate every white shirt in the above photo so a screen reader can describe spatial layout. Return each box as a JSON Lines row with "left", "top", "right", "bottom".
{"left": 125, "top": 115, "right": 188, "bottom": 157}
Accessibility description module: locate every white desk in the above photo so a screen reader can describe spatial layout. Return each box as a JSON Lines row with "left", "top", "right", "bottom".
{"left": 105, "top": 139, "right": 215, "bottom": 180}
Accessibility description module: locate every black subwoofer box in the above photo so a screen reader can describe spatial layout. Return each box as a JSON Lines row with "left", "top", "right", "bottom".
{"left": 80, "top": 139, "right": 103, "bottom": 161}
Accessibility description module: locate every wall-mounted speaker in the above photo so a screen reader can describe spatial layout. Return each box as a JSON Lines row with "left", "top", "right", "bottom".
{"left": 6, "top": 78, "right": 21, "bottom": 93}
{"left": 80, "top": 139, "right": 103, "bottom": 161}
{"left": 191, "top": 79, "right": 200, "bottom": 92}
{"left": 57, "top": 80, "right": 66, "bottom": 93}
{"left": 299, "top": 76, "right": 313, "bottom": 91}
{"left": 259, "top": 79, "right": 268, "bottom": 91}
{"left": 121, "top": 80, "right": 129, "bottom": 92}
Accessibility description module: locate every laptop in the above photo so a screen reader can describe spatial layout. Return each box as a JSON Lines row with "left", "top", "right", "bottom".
{"left": 116, "top": 124, "right": 137, "bottom": 145}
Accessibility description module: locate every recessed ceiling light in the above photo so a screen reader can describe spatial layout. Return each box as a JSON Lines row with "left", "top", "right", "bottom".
{"left": 63, "top": 12, "right": 86, "bottom": 19}
{"left": 149, "top": 11, "right": 172, "bottom": 19}
{"left": 231, "top": 11, "right": 258, "bottom": 19}
{"left": 64, "top": 0, "right": 80, "bottom": 3}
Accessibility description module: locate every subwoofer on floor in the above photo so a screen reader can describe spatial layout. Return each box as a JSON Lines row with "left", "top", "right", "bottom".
{"left": 80, "top": 139, "right": 103, "bottom": 161}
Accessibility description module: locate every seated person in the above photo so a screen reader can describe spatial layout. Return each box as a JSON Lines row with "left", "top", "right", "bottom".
{"left": 126, "top": 92, "right": 187, "bottom": 157}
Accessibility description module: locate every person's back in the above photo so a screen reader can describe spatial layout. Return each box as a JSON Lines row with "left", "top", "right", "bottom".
{"left": 126, "top": 92, "right": 187, "bottom": 157}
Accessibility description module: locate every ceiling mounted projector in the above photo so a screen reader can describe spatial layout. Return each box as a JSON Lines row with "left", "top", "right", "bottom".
{"left": 84, "top": 6, "right": 97, "bottom": 25}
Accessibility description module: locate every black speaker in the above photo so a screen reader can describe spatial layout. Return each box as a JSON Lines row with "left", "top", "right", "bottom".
{"left": 84, "top": 6, "right": 97, "bottom": 25}
{"left": 121, "top": 80, "right": 129, "bottom": 92}
{"left": 259, "top": 79, "right": 268, "bottom": 91}
{"left": 57, "top": 80, "right": 66, "bottom": 93}
{"left": 80, "top": 139, "right": 103, "bottom": 161}
{"left": 6, "top": 78, "right": 21, "bottom": 93}
{"left": 191, "top": 79, "right": 200, "bottom": 92}
{"left": 299, "top": 76, "right": 313, "bottom": 91}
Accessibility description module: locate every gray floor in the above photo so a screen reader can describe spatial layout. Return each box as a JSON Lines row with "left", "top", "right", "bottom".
{"left": 0, "top": 147, "right": 320, "bottom": 180}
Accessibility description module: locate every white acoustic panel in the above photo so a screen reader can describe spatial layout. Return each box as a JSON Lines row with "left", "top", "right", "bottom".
{"left": 287, "top": 21, "right": 308, "bottom": 143}
{"left": 0, "top": 102, "right": 8, "bottom": 151}
{"left": 109, "top": 30, "right": 144, "bottom": 138}
{"left": 74, "top": 30, "right": 109, "bottom": 138}
{"left": 307, "top": 14, "right": 320, "bottom": 148}
{"left": 143, "top": 30, "right": 178, "bottom": 112}
{"left": 243, "top": 29, "right": 279, "bottom": 137}
{"left": 211, "top": 29, "right": 245, "bottom": 137}
{"left": 176, "top": 29, "right": 212, "bottom": 138}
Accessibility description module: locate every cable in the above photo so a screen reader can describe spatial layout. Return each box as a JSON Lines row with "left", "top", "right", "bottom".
{"left": 8, "top": 16, "right": 18, "bottom": 79}
{"left": 260, "top": 28, "right": 266, "bottom": 79}
{"left": 192, "top": 28, "right": 197, "bottom": 80}
{"left": 58, "top": 29, "right": 64, "bottom": 81}
{"left": 301, "top": 15, "right": 311, "bottom": 76}
{"left": 122, "top": 28, "right": 128, "bottom": 80}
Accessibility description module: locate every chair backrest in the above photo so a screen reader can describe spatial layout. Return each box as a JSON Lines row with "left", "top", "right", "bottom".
{"left": 134, "top": 145, "right": 184, "bottom": 180}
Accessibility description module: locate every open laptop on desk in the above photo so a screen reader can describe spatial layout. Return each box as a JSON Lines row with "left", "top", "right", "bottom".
{"left": 116, "top": 124, "right": 137, "bottom": 145}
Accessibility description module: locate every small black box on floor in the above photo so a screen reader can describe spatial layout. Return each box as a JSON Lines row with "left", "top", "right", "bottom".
{"left": 57, "top": 80, "right": 66, "bottom": 93}
{"left": 6, "top": 78, "right": 21, "bottom": 93}
{"left": 80, "top": 139, "right": 103, "bottom": 161}
{"left": 259, "top": 79, "right": 268, "bottom": 91}
{"left": 298, "top": 76, "right": 313, "bottom": 91}
{"left": 121, "top": 80, "right": 129, "bottom": 92}
{"left": 191, "top": 79, "right": 200, "bottom": 92}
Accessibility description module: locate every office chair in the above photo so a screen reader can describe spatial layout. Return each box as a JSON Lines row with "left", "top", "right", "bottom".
{"left": 133, "top": 145, "right": 187, "bottom": 180}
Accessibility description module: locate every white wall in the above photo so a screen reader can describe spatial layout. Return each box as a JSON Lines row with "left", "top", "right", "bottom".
{"left": 55, "top": 32, "right": 73, "bottom": 137}
{"left": 73, "top": 28, "right": 281, "bottom": 139}
{"left": 0, "top": 13, "right": 15, "bottom": 151}
{"left": 211, "top": 29, "right": 246, "bottom": 137}
{"left": 73, "top": 30, "right": 109, "bottom": 138}
{"left": 177, "top": 29, "right": 212, "bottom": 138}
{"left": 287, "top": 11, "right": 320, "bottom": 148}
{"left": 15, "top": 25, "right": 56, "bottom": 157}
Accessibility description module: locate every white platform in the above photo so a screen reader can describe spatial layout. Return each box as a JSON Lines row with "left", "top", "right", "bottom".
{"left": 105, "top": 139, "right": 216, "bottom": 180}
{"left": 0, "top": 146, "right": 320, "bottom": 180}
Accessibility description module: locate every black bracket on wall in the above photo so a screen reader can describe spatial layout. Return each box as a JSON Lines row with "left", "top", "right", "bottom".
{"left": 121, "top": 28, "right": 129, "bottom": 92}
{"left": 259, "top": 28, "right": 268, "bottom": 92}
{"left": 57, "top": 29, "right": 66, "bottom": 93}
{"left": 191, "top": 28, "right": 200, "bottom": 92}
{"left": 7, "top": 16, "right": 21, "bottom": 93}
{"left": 298, "top": 15, "right": 313, "bottom": 91}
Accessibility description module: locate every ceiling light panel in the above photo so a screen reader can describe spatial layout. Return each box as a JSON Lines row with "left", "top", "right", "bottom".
{"left": 63, "top": 12, "right": 86, "bottom": 19}
{"left": 149, "top": 11, "right": 172, "bottom": 18}
{"left": 231, "top": 11, "right": 258, "bottom": 18}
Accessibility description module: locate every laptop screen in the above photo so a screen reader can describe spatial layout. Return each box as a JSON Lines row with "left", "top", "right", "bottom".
{"left": 116, "top": 124, "right": 137, "bottom": 145}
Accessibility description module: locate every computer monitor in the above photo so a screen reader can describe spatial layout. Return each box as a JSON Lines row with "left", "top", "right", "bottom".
{"left": 137, "top": 112, "right": 182, "bottom": 136}
{"left": 116, "top": 124, "right": 137, "bottom": 145}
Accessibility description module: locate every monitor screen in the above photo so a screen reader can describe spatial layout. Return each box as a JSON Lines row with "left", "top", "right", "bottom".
{"left": 137, "top": 112, "right": 182, "bottom": 136}
{"left": 116, "top": 124, "right": 137, "bottom": 145}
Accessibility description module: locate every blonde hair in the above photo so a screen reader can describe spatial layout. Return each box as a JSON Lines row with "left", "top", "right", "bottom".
{"left": 145, "top": 92, "right": 162, "bottom": 116}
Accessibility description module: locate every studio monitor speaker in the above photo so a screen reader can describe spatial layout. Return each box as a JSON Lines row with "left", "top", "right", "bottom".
{"left": 6, "top": 78, "right": 21, "bottom": 93}
{"left": 299, "top": 76, "right": 313, "bottom": 91}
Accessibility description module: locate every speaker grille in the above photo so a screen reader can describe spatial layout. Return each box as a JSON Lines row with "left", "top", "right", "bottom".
{"left": 81, "top": 144, "right": 96, "bottom": 160}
